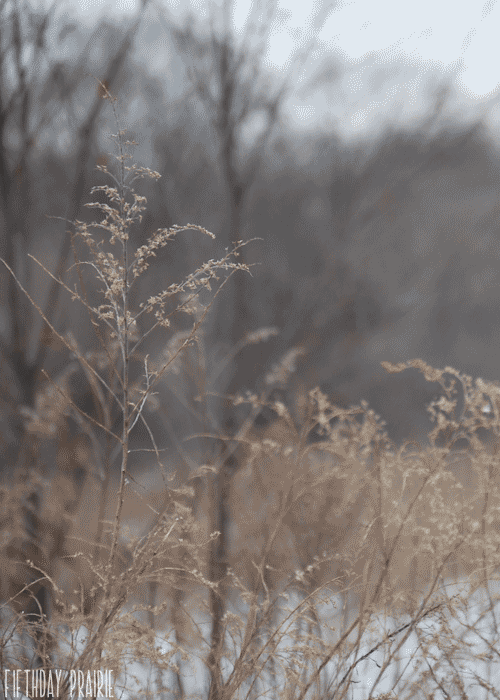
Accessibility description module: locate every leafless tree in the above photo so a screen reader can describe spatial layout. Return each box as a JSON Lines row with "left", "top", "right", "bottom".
{"left": 150, "top": 1, "right": 342, "bottom": 696}
{"left": 0, "top": 0, "right": 151, "bottom": 665}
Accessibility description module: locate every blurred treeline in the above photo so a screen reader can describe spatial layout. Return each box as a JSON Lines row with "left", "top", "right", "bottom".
{"left": 1, "top": 0, "right": 500, "bottom": 473}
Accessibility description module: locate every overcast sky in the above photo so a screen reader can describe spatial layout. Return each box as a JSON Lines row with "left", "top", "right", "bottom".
{"left": 56, "top": 0, "right": 500, "bottom": 144}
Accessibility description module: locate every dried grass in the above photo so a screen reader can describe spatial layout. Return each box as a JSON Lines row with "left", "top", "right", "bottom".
{"left": 1, "top": 88, "right": 500, "bottom": 700}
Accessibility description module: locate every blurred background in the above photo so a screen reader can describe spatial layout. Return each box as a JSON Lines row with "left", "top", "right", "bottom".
{"left": 2, "top": 0, "right": 500, "bottom": 466}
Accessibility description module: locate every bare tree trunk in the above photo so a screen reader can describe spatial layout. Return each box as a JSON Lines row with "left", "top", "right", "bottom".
{"left": 0, "top": 1, "right": 150, "bottom": 665}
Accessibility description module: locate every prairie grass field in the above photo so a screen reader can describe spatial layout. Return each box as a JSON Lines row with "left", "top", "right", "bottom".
{"left": 2, "top": 3, "right": 500, "bottom": 697}
{"left": 2, "top": 105, "right": 500, "bottom": 700}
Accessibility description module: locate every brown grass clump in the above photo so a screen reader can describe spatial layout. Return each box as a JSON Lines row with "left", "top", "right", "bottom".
{"left": 1, "top": 88, "right": 500, "bottom": 700}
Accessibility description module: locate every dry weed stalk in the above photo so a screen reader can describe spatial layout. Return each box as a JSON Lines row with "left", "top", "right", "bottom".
{"left": 0, "top": 84, "right": 251, "bottom": 685}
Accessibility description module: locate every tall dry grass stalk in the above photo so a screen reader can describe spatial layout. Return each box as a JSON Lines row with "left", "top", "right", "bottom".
{"left": 0, "top": 84, "right": 252, "bottom": 691}
{"left": 1, "top": 88, "right": 500, "bottom": 700}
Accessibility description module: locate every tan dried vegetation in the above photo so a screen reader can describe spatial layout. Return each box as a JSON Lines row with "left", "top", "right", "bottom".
{"left": 1, "top": 89, "right": 500, "bottom": 700}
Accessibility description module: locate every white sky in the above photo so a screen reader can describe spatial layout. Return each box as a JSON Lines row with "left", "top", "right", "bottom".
{"left": 60, "top": 0, "right": 500, "bottom": 144}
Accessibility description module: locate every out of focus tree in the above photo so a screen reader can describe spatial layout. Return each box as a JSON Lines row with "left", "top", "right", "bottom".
{"left": 148, "top": 2, "right": 347, "bottom": 696}
{"left": 0, "top": 0, "right": 151, "bottom": 663}
{"left": 158, "top": 0, "right": 340, "bottom": 407}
